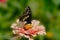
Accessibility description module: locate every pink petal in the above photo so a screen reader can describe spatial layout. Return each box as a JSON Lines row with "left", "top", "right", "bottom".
{"left": 36, "top": 25, "right": 45, "bottom": 31}
{"left": 31, "top": 20, "right": 40, "bottom": 27}
{"left": 27, "top": 29, "right": 37, "bottom": 35}
{"left": 38, "top": 31, "right": 46, "bottom": 35}
{"left": 18, "top": 28, "right": 25, "bottom": 33}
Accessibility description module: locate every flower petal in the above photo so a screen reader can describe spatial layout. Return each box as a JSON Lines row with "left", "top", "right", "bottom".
{"left": 29, "top": 38, "right": 33, "bottom": 40}
{"left": 32, "top": 34, "right": 37, "bottom": 37}
{"left": 31, "top": 20, "right": 40, "bottom": 27}
{"left": 38, "top": 31, "right": 46, "bottom": 35}
{"left": 24, "top": 35, "right": 30, "bottom": 38}
{"left": 11, "top": 23, "right": 17, "bottom": 28}
{"left": 36, "top": 25, "right": 45, "bottom": 31}
{"left": 12, "top": 30, "right": 16, "bottom": 34}
{"left": 27, "top": 29, "right": 37, "bottom": 35}
{"left": 16, "top": 19, "right": 19, "bottom": 23}
{"left": 19, "top": 33, "right": 25, "bottom": 36}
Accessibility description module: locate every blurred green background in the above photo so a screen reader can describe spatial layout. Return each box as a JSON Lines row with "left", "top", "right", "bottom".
{"left": 0, "top": 0, "right": 60, "bottom": 40}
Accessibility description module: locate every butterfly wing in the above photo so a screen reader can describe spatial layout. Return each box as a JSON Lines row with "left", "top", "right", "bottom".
{"left": 19, "top": 6, "right": 32, "bottom": 24}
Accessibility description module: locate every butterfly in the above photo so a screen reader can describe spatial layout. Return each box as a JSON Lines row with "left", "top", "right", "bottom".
{"left": 19, "top": 6, "right": 32, "bottom": 30}
{"left": 19, "top": 6, "right": 32, "bottom": 24}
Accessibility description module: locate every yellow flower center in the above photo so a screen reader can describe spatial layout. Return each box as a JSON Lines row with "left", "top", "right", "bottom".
{"left": 24, "top": 24, "right": 32, "bottom": 30}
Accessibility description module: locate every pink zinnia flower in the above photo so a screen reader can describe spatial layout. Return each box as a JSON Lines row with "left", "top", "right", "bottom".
{"left": 11, "top": 19, "right": 46, "bottom": 40}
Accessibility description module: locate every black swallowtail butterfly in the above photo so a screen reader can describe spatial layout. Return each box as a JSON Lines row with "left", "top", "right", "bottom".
{"left": 19, "top": 6, "right": 32, "bottom": 24}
